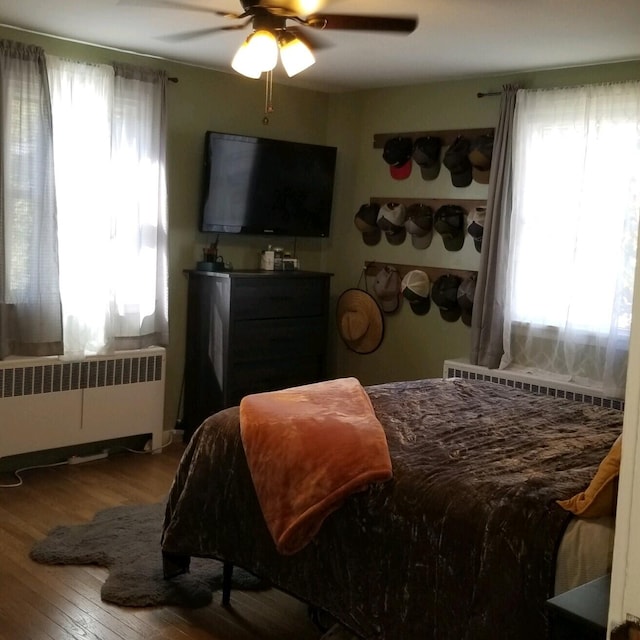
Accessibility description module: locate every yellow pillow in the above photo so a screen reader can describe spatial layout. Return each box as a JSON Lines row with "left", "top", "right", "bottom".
{"left": 557, "top": 434, "right": 622, "bottom": 518}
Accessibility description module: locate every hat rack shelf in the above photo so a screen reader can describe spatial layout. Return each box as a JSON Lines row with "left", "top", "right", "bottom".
{"left": 364, "top": 261, "right": 476, "bottom": 283}
{"left": 369, "top": 196, "right": 486, "bottom": 211}
{"left": 373, "top": 128, "right": 494, "bottom": 149}
{"left": 365, "top": 197, "right": 484, "bottom": 282}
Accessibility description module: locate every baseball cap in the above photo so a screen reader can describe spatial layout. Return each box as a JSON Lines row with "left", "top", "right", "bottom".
{"left": 412, "top": 136, "right": 442, "bottom": 181}
{"left": 467, "top": 206, "right": 486, "bottom": 253}
{"left": 468, "top": 134, "right": 494, "bottom": 184}
{"left": 401, "top": 270, "right": 431, "bottom": 315}
{"left": 443, "top": 136, "right": 472, "bottom": 187}
{"left": 434, "top": 205, "right": 467, "bottom": 252}
{"left": 354, "top": 203, "right": 381, "bottom": 246}
{"left": 373, "top": 265, "right": 401, "bottom": 313}
{"left": 431, "top": 274, "right": 463, "bottom": 322}
{"left": 457, "top": 274, "right": 477, "bottom": 327}
{"left": 404, "top": 203, "right": 434, "bottom": 250}
{"left": 377, "top": 202, "right": 407, "bottom": 245}
{"left": 382, "top": 136, "right": 413, "bottom": 180}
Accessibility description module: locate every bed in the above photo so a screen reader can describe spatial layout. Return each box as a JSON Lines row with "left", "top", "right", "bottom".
{"left": 161, "top": 377, "right": 622, "bottom": 639}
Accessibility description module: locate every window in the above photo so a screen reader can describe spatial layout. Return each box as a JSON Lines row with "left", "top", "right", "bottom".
{"left": 502, "top": 82, "right": 640, "bottom": 396}
{"left": 46, "top": 56, "right": 169, "bottom": 357}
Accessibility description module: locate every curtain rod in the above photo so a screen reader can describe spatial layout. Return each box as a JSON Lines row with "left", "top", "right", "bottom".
{"left": 477, "top": 91, "right": 501, "bottom": 98}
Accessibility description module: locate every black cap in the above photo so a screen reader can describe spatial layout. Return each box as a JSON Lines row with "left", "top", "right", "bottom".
{"left": 434, "top": 205, "right": 467, "bottom": 251}
{"left": 377, "top": 203, "right": 407, "bottom": 245}
{"left": 443, "top": 136, "right": 472, "bottom": 187}
{"left": 382, "top": 137, "right": 413, "bottom": 179}
{"left": 432, "top": 274, "right": 463, "bottom": 322}
{"left": 354, "top": 203, "right": 381, "bottom": 246}
{"left": 404, "top": 203, "right": 434, "bottom": 249}
{"left": 412, "top": 136, "right": 442, "bottom": 180}
{"left": 401, "top": 270, "right": 431, "bottom": 316}
{"left": 382, "top": 136, "right": 413, "bottom": 166}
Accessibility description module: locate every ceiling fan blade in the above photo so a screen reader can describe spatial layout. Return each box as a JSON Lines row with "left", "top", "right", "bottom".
{"left": 157, "top": 22, "right": 250, "bottom": 42}
{"left": 118, "top": 0, "right": 241, "bottom": 19}
{"left": 287, "top": 26, "right": 333, "bottom": 50}
{"left": 306, "top": 13, "right": 417, "bottom": 33}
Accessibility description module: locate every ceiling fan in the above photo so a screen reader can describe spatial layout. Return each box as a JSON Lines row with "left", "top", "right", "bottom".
{"left": 120, "top": 0, "right": 418, "bottom": 78}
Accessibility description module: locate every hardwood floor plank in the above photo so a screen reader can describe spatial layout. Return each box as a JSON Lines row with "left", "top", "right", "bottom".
{"left": 0, "top": 442, "right": 324, "bottom": 640}
{"left": 0, "top": 557, "right": 110, "bottom": 640}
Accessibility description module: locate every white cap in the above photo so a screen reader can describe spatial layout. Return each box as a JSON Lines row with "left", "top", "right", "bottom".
{"left": 401, "top": 270, "right": 431, "bottom": 315}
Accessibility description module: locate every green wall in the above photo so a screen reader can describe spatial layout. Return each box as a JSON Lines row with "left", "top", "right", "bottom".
{"left": 325, "top": 61, "right": 640, "bottom": 386}
{"left": 0, "top": 25, "right": 332, "bottom": 429}
{"left": 2, "top": 25, "right": 639, "bottom": 428}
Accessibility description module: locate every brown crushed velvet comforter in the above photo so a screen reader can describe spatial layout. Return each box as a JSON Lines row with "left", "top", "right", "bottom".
{"left": 161, "top": 378, "right": 623, "bottom": 640}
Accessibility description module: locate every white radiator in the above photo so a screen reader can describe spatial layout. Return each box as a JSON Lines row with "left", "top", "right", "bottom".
{"left": 443, "top": 358, "right": 624, "bottom": 411}
{"left": 0, "top": 347, "right": 165, "bottom": 459}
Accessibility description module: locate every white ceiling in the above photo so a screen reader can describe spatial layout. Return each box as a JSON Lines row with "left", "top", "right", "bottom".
{"left": 1, "top": 0, "right": 639, "bottom": 92}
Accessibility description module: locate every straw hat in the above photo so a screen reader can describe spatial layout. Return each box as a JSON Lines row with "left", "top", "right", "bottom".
{"left": 336, "top": 288, "right": 384, "bottom": 354}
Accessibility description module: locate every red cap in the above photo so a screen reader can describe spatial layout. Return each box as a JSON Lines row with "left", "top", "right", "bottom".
{"left": 390, "top": 159, "right": 412, "bottom": 180}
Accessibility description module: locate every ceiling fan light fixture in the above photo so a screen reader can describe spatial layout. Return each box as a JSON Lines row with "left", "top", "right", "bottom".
{"left": 292, "top": 0, "right": 325, "bottom": 15}
{"left": 231, "top": 30, "right": 279, "bottom": 77}
{"left": 249, "top": 29, "right": 279, "bottom": 71}
{"left": 279, "top": 33, "right": 315, "bottom": 77}
{"left": 231, "top": 38, "right": 262, "bottom": 78}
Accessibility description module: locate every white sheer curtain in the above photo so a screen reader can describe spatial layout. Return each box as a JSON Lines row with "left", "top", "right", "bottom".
{"left": 0, "top": 40, "right": 63, "bottom": 357}
{"left": 46, "top": 56, "right": 168, "bottom": 357}
{"left": 502, "top": 82, "right": 640, "bottom": 397}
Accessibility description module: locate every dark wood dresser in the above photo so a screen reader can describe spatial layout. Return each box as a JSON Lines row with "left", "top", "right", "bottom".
{"left": 182, "top": 269, "right": 333, "bottom": 441}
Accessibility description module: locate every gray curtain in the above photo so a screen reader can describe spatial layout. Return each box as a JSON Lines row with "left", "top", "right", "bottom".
{"left": 0, "top": 40, "right": 63, "bottom": 358}
{"left": 470, "top": 84, "right": 519, "bottom": 368}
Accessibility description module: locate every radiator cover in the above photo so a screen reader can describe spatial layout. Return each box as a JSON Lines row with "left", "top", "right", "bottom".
{"left": 0, "top": 348, "right": 165, "bottom": 459}
{"left": 443, "top": 358, "right": 624, "bottom": 411}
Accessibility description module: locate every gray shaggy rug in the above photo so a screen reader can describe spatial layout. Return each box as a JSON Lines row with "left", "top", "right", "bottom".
{"left": 29, "top": 502, "right": 266, "bottom": 608}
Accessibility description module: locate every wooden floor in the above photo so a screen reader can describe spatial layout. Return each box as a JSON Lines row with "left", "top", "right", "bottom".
{"left": 0, "top": 441, "right": 323, "bottom": 640}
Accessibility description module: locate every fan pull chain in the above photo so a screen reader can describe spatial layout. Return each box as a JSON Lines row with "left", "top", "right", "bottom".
{"left": 263, "top": 70, "right": 274, "bottom": 125}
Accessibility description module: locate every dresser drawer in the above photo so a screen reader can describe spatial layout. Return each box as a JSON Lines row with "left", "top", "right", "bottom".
{"left": 231, "top": 317, "right": 326, "bottom": 362}
{"left": 227, "top": 357, "right": 324, "bottom": 405}
{"left": 183, "top": 270, "right": 332, "bottom": 441}
{"left": 232, "top": 278, "right": 327, "bottom": 319}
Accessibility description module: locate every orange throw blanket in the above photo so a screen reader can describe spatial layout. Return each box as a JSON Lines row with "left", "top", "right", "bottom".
{"left": 239, "top": 377, "right": 393, "bottom": 555}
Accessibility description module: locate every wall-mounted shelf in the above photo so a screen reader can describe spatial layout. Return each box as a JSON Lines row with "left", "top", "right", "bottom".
{"left": 365, "top": 198, "right": 483, "bottom": 282}
{"left": 373, "top": 128, "right": 494, "bottom": 149}
{"left": 364, "top": 261, "right": 476, "bottom": 283}
{"left": 370, "top": 196, "right": 486, "bottom": 211}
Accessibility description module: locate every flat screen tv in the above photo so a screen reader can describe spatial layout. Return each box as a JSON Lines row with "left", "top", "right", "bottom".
{"left": 199, "top": 131, "right": 337, "bottom": 237}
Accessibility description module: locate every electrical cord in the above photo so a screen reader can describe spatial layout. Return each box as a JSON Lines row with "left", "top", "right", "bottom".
{"left": 0, "top": 431, "right": 181, "bottom": 488}
{"left": 118, "top": 431, "right": 178, "bottom": 455}
{"left": 0, "top": 460, "right": 69, "bottom": 489}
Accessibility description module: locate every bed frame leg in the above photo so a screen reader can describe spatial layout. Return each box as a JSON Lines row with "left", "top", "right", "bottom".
{"left": 222, "top": 561, "right": 233, "bottom": 605}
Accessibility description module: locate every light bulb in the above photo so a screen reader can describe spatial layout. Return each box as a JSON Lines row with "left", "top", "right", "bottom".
{"left": 248, "top": 30, "right": 278, "bottom": 72}
{"left": 231, "top": 39, "right": 262, "bottom": 78}
{"left": 293, "top": 0, "right": 324, "bottom": 14}
{"left": 279, "top": 35, "right": 315, "bottom": 77}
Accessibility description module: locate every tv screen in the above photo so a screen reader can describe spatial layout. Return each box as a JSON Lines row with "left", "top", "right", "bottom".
{"left": 200, "top": 131, "right": 337, "bottom": 237}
